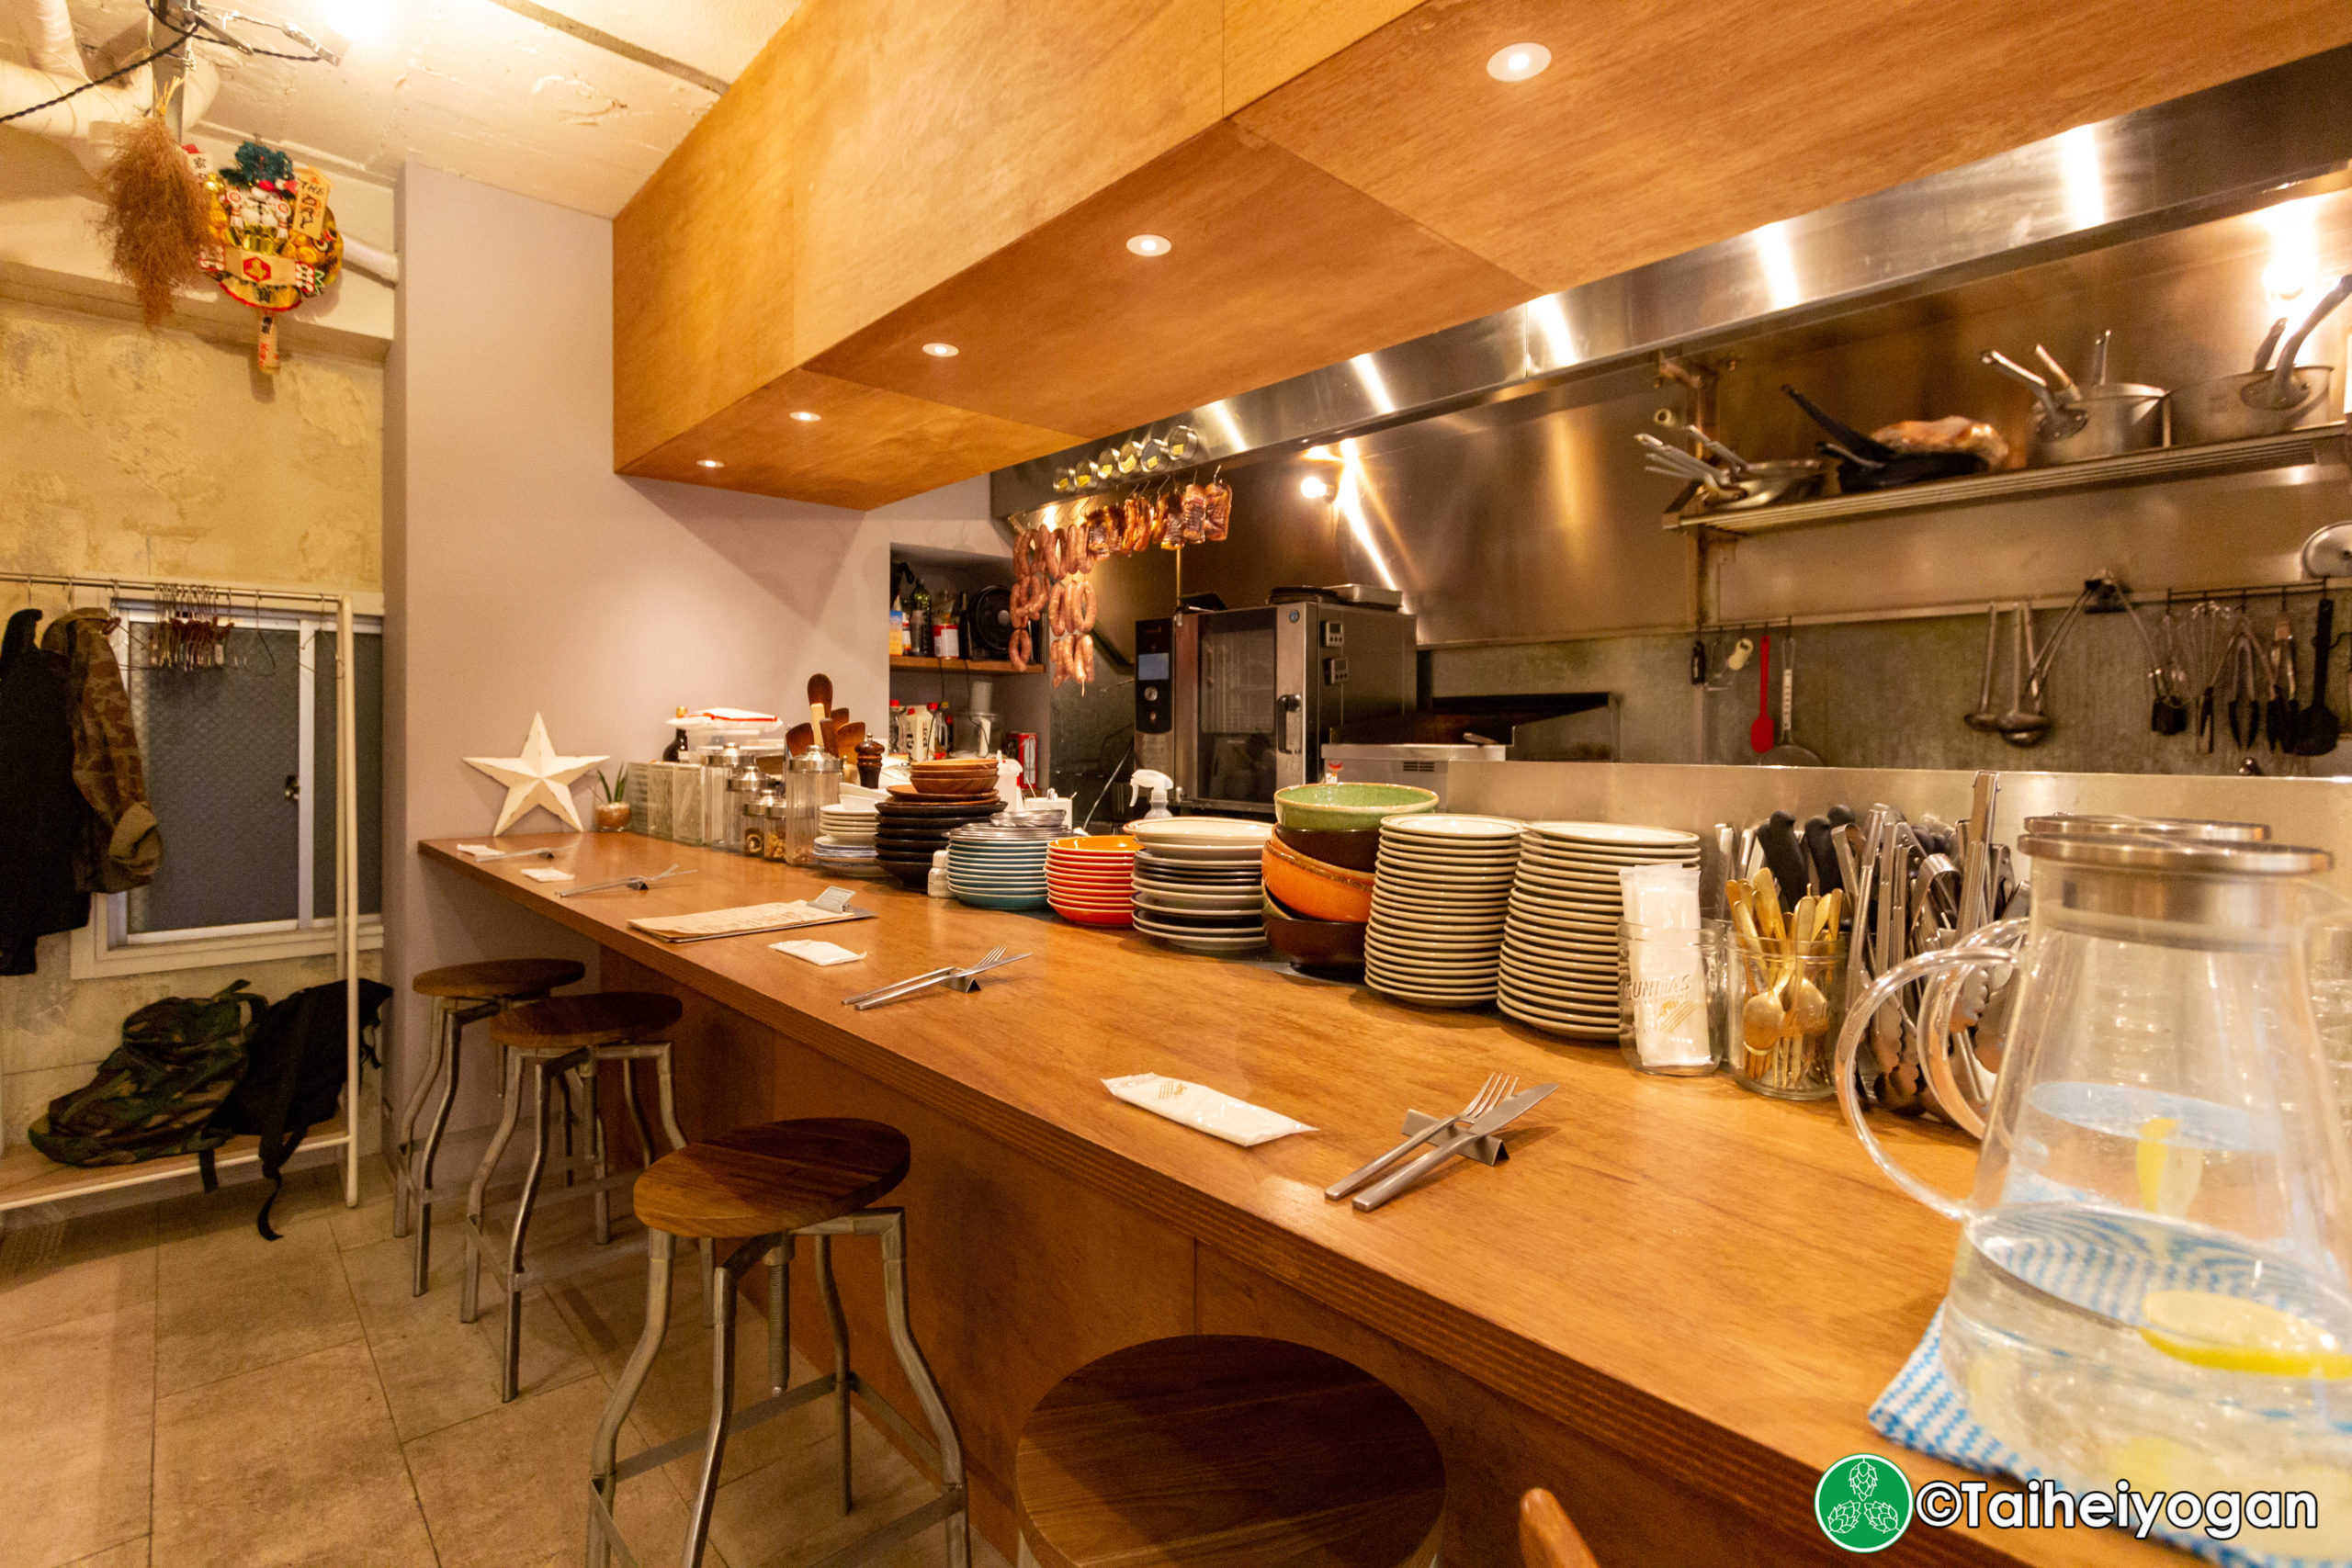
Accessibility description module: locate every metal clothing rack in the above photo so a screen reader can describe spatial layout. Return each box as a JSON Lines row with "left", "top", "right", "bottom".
{"left": 0, "top": 570, "right": 365, "bottom": 1213}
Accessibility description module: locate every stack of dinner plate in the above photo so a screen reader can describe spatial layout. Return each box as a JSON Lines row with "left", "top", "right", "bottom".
{"left": 946, "top": 820, "right": 1056, "bottom": 910}
{"left": 814, "top": 801, "right": 879, "bottom": 871}
{"left": 873, "top": 796, "right": 1002, "bottom": 887}
{"left": 1046, "top": 835, "right": 1138, "bottom": 928}
{"left": 1364, "top": 815, "right": 1523, "bottom": 1008}
{"left": 1128, "top": 817, "right": 1273, "bottom": 953}
{"left": 1499, "top": 820, "right": 1701, "bottom": 1037}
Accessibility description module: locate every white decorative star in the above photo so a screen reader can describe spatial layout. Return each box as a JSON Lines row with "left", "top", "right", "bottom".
{"left": 464, "top": 714, "right": 608, "bottom": 834}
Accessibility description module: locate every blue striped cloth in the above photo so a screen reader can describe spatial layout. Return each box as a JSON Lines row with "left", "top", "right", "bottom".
{"left": 1870, "top": 1308, "right": 2339, "bottom": 1568}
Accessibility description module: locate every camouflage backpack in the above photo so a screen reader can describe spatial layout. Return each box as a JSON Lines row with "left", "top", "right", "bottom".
{"left": 28, "top": 980, "right": 262, "bottom": 1170}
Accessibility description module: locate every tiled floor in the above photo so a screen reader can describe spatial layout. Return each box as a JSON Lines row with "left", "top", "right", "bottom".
{"left": 0, "top": 1156, "right": 1006, "bottom": 1568}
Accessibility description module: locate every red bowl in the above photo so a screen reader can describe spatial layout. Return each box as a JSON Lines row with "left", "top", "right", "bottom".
{"left": 1053, "top": 902, "right": 1135, "bottom": 927}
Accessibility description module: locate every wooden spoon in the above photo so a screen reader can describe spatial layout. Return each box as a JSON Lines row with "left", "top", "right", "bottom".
{"left": 807, "top": 673, "right": 833, "bottom": 732}
{"left": 834, "top": 720, "right": 865, "bottom": 758}
{"left": 786, "top": 722, "right": 815, "bottom": 755}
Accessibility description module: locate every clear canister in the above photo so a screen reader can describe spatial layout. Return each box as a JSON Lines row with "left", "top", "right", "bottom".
{"left": 784, "top": 750, "right": 839, "bottom": 865}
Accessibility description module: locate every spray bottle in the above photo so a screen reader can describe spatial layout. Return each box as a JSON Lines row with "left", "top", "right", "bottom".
{"left": 1129, "top": 769, "right": 1177, "bottom": 821}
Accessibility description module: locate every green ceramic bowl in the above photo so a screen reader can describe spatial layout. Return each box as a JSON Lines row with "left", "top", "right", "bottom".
{"left": 1272, "top": 782, "right": 1440, "bottom": 832}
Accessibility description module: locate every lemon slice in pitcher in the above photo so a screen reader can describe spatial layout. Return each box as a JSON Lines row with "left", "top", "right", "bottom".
{"left": 2139, "top": 1291, "right": 2352, "bottom": 1379}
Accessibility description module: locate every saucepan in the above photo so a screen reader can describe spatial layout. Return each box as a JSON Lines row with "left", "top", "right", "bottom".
{"left": 1979, "top": 330, "right": 2165, "bottom": 465}
{"left": 2170, "top": 274, "right": 2352, "bottom": 446}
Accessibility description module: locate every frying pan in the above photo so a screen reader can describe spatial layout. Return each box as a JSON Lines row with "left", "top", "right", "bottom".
{"left": 1782, "top": 386, "right": 1987, "bottom": 491}
{"left": 2171, "top": 274, "right": 2352, "bottom": 446}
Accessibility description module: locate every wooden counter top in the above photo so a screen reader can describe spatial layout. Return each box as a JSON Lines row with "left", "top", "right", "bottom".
{"left": 423, "top": 832, "right": 2163, "bottom": 1566}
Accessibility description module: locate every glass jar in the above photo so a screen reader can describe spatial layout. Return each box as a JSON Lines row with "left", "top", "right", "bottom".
{"left": 1726, "top": 931, "right": 1847, "bottom": 1099}
{"left": 784, "top": 750, "right": 837, "bottom": 866}
{"left": 1617, "top": 920, "right": 1728, "bottom": 1076}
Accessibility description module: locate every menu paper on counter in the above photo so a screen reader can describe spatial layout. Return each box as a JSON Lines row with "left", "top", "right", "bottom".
{"left": 1103, "top": 1074, "right": 1316, "bottom": 1147}
{"left": 628, "top": 900, "right": 875, "bottom": 943}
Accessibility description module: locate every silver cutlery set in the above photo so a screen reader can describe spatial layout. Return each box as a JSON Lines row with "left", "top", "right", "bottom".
{"left": 1327, "top": 1074, "right": 1557, "bottom": 1211}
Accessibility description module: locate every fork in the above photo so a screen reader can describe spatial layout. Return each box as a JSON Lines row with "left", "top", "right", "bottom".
{"left": 1323, "top": 1073, "right": 1517, "bottom": 1201}
{"left": 844, "top": 946, "right": 1007, "bottom": 1010}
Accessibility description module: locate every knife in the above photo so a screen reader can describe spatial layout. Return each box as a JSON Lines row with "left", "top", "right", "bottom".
{"left": 1351, "top": 1084, "right": 1557, "bottom": 1212}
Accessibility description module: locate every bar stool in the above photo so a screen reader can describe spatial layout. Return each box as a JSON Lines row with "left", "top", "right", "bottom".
{"left": 393, "top": 957, "right": 584, "bottom": 1297}
{"left": 587, "top": 1117, "right": 968, "bottom": 1568}
{"left": 1519, "top": 1489, "right": 1598, "bottom": 1568}
{"left": 463, "top": 991, "right": 691, "bottom": 1402}
{"left": 1014, "top": 1335, "right": 1446, "bottom": 1568}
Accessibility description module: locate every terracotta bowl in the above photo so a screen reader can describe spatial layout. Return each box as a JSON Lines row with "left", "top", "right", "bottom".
{"left": 1272, "top": 822, "right": 1381, "bottom": 874}
{"left": 1262, "top": 891, "right": 1367, "bottom": 972}
{"left": 1261, "top": 838, "right": 1374, "bottom": 924}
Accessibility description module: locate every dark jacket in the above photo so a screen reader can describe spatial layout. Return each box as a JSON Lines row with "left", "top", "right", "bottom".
{"left": 42, "top": 608, "right": 161, "bottom": 894}
{"left": 0, "top": 608, "right": 89, "bottom": 974}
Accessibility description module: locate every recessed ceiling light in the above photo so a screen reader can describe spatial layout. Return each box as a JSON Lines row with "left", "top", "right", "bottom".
{"left": 789, "top": 410, "right": 821, "bottom": 423}
{"left": 922, "top": 342, "right": 959, "bottom": 358}
{"left": 696, "top": 458, "right": 724, "bottom": 468}
{"left": 1487, "top": 42, "right": 1550, "bottom": 82}
{"left": 1126, "top": 233, "right": 1171, "bottom": 257}
{"left": 1299, "top": 476, "right": 1329, "bottom": 500}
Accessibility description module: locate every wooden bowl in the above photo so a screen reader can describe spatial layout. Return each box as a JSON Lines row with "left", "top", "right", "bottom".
{"left": 1262, "top": 891, "right": 1366, "bottom": 971}
{"left": 1261, "top": 838, "right": 1374, "bottom": 924}
{"left": 1272, "top": 823, "right": 1381, "bottom": 874}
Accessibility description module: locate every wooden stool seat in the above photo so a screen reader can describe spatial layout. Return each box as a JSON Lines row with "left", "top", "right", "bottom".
{"left": 487, "top": 992, "right": 681, "bottom": 1052}
{"left": 412, "top": 957, "right": 583, "bottom": 999}
{"left": 1016, "top": 1335, "right": 1445, "bottom": 1568}
{"left": 631, "top": 1118, "right": 910, "bottom": 1238}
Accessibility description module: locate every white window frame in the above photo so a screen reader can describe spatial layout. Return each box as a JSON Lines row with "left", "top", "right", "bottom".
{"left": 68, "top": 605, "right": 383, "bottom": 979}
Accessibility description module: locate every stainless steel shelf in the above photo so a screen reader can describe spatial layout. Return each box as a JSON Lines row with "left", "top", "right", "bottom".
{"left": 1666, "top": 422, "right": 2350, "bottom": 537}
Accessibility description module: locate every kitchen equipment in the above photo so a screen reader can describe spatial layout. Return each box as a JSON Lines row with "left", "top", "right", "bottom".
{"left": 1351, "top": 1082, "right": 1558, "bottom": 1211}
{"left": 1324, "top": 1073, "right": 1517, "bottom": 1201}
{"left": 1980, "top": 338, "right": 2165, "bottom": 465}
{"left": 1836, "top": 829, "right": 2352, "bottom": 1512}
{"left": 781, "top": 748, "right": 839, "bottom": 865}
{"left": 1317, "top": 742, "right": 1505, "bottom": 809}
{"left": 2170, "top": 273, "right": 2352, "bottom": 445}
{"left": 1783, "top": 385, "right": 1988, "bottom": 490}
{"left": 1748, "top": 634, "right": 1776, "bottom": 753}
{"left": 2267, "top": 597, "right": 2299, "bottom": 750}
{"left": 1759, "top": 634, "right": 1823, "bottom": 766}
{"left": 2300, "top": 592, "right": 2341, "bottom": 756}
{"left": 1164, "top": 603, "right": 1418, "bottom": 816}
{"left": 1995, "top": 602, "right": 2051, "bottom": 745}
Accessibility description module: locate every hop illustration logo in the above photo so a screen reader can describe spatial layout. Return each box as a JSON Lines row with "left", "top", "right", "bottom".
{"left": 1815, "top": 1455, "right": 1913, "bottom": 1552}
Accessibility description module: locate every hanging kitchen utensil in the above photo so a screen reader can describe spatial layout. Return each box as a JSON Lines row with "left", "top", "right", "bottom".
{"left": 1782, "top": 386, "right": 1985, "bottom": 491}
{"left": 2268, "top": 593, "right": 2300, "bottom": 750}
{"left": 1964, "top": 604, "right": 2005, "bottom": 732}
{"left": 2171, "top": 275, "right": 2352, "bottom": 445}
{"left": 1995, "top": 602, "right": 2049, "bottom": 746}
{"left": 2297, "top": 592, "right": 2340, "bottom": 756}
{"left": 1761, "top": 626, "right": 1824, "bottom": 765}
{"left": 1748, "top": 633, "right": 1776, "bottom": 753}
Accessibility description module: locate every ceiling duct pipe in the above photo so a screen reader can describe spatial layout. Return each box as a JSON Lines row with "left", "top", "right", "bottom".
{"left": 0, "top": 0, "right": 221, "bottom": 169}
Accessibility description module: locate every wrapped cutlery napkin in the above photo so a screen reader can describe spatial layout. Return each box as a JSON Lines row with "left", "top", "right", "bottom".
{"left": 521, "top": 868, "right": 573, "bottom": 883}
{"left": 772, "top": 939, "right": 864, "bottom": 965}
{"left": 1103, "top": 1074, "right": 1315, "bottom": 1147}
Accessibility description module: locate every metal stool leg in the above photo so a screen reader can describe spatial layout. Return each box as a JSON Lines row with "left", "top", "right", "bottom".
{"left": 589, "top": 1229, "right": 675, "bottom": 1568}
{"left": 817, "top": 1234, "right": 854, "bottom": 1514}
{"left": 645, "top": 1046, "right": 712, "bottom": 1303}
{"left": 501, "top": 1056, "right": 558, "bottom": 1403}
{"left": 462, "top": 1044, "right": 526, "bottom": 1325}
{"left": 582, "top": 1057, "right": 611, "bottom": 1247}
{"left": 620, "top": 1058, "right": 656, "bottom": 1168}
{"left": 878, "top": 1211, "right": 967, "bottom": 1568}
{"left": 681, "top": 1245, "right": 742, "bottom": 1568}
{"left": 392, "top": 997, "right": 452, "bottom": 1238}
{"left": 766, "top": 1238, "right": 792, "bottom": 1396}
{"left": 412, "top": 1006, "right": 469, "bottom": 1296}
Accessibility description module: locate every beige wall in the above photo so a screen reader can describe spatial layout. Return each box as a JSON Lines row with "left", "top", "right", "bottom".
{"left": 0, "top": 295, "right": 384, "bottom": 1145}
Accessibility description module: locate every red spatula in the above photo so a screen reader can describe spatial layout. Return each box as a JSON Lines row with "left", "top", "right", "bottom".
{"left": 1749, "top": 632, "right": 1777, "bottom": 753}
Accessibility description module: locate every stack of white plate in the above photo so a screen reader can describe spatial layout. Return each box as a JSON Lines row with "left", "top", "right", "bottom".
{"left": 814, "top": 801, "right": 879, "bottom": 869}
{"left": 1499, "top": 820, "right": 1701, "bottom": 1037}
{"left": 1364, "top": 815, "right": 1523, "bottom": 1008}
{"left": 1129, "top": 817, "right": 1272, "bottom": 953}
{"left": 945, "top": 821, "right": 1057, "bottom": 910}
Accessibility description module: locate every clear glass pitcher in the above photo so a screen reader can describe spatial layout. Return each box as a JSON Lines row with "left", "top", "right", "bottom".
{"left": 1838, "top": 828, "right": 2352, "bottom": 1541}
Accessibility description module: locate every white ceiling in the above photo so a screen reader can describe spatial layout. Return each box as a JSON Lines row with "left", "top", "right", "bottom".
{"left": 6, "top": 0, "right": 800, "bottom": 215}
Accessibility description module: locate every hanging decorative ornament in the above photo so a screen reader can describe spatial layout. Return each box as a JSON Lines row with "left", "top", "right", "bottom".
{"left": 194, "top": 140, "right": 344, "bottom": 373}
{"left": 96, "top": 81, "right": 210, "bottom": 330}
{"left": 464, "top": 714, "right": 608, "bottom": 835}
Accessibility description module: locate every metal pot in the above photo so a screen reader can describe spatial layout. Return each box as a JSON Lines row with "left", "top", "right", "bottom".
{"left": 2030, "top": 382, "right": 2167, "bottom": 464}
{"left": 2170, "top": 273, "right": 2352, "bottom": 446}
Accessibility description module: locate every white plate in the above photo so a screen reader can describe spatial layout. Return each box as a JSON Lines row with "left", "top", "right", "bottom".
{"left": 1498, "top": 937, "right": 1617, "bottom": 967}
{"left": 1133, "top": 921, "right": 1269, "bottom": 953}
{"left": 1522, "top": 820, "right": 1701, "bottom": 849}
{"left": 1376, "top": 840, "right": 1521, "bottom": 863}
{"left": 1130, "top": 817, "right": 1274, "bottom": 849}
{"left": 1366, "top": 982, "right": 1493, "bottom": 1009}
{"left": 1497, "top": 998, "right": 1618, "bottom": 1036}
{"left": 1498, "top": 988, "right": 1620, "bottom": 1020}
{"left": 1374, "top": 861, "right": 1520, "bottom": 884}
{"left": 1366, "top": 931, "right": 1506, "bottom": 956}
{"left": 1510, "top": 890, "right": 1623, "bottom": 916}
{"left": 1135, "top": 846, "right": 1267, "bottom": 866}
{"left": 1381, "top": 814, "right": 1524, "bottom": 842}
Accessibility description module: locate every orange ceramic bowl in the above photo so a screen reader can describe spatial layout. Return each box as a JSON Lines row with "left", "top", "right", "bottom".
{"left": 1261, "top": 838, "right": 1374, "bottom": 924}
